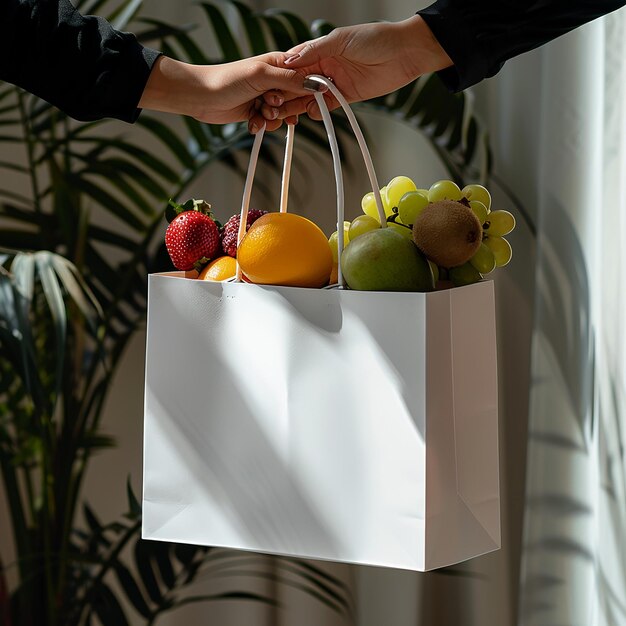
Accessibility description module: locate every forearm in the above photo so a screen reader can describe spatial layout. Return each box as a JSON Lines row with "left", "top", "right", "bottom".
{"left": 0, "top": 0, "right": 161, "bottom": 122}
{"left": 418, "top": 0, "right": 626, "bottom": 91}
{"left": 138, "top": 57, "right": 202, "bottom": 118}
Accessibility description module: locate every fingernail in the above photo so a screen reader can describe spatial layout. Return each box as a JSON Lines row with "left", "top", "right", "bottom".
{"left": 270, "top": 108, "right": 279, "bottom": 120}
{"left": 284, "top": 54, "right": 300, "bottom": 65}
{"left": 250, "top": 122, "right": 259, "bottom": 133}
{"left": 273, "top": 95, "right": 284, "bottom": 106}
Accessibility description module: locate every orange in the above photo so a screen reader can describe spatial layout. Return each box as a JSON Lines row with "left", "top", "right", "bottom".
{"left": 198, "top": 256, "right": 237, "bottom": 281}
{"left": 329, "top": 263, "right": 339, "bottom": 285}
{"left": 237, "top": 212, "right": 333, "bottom": 288}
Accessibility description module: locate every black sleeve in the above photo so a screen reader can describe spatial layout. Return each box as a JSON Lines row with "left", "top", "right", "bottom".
{"left": 417, "top": 1, "right": 626, "bottom": 91}
{"left": 0, "top": 0, "right": 162, "bottom": 122}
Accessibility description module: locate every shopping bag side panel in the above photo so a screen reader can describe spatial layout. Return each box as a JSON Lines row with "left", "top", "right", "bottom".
{"left": 424, "top": 282, "right": 500, "bottom": 569}
{"left": 424, "top": 288, "right": 464, "bottom": 569}
{"left": 450, "top": 281, "right": 500, "bottom": 545}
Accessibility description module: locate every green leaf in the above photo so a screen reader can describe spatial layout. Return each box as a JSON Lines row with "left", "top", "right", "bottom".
{"left": 265, "top": 9, "right": 312, "bottom": 44}
{"left": 10, "top": 253, "right": 35, "bottom": 303}
{"left": 81, "top": 432, "right": 116, "bottom": 451}
{"left": 183, "top": 117, "right": 210, "bottom": 154}
{"left": 113, "top": 561, "right": 152, "bottom": 618}
{"left": 87, "top": 225, "right": 141, "bottom": 252}
{"left": 0, "top": 230, "right": 42, "bottom": 250}
{"left": 260, "top": 14, "right": 295, "bottom": 51}
{"left": 173, "top": 544, "right": 201, "bottom": 567}
{"left": 199, "top": 3, "right": 243, "bottom": 61}
{"left": 0, "top": 135, "right": 25, "bottom": 143}
{"left": 88, "top": 157, "right": 169, "bottom": 201}
{"left": 109, "top": 0, "right": 142, "bottom": 30}
{"left": 136, "top": 117, "right": 196, "bottom": 170}
{"left": 229, "top": 1, "right": 268, "bottom": 55}
{"left": 35, "top": 252, "right": 67, "bottom": 398}
{"left": 80, "top": 163, "right": 155, "bottom": 218}
{"left": 152, "top": 542, "right": 176, "bottom": 589}
{"left": 0, "top": 160, "right": 29, "bottom": 174}
{"left": 92, "top": 583, "right": 130, "bottom": 626}
{"left": 135, "top": 20, "right": 196, "bottom": 45}
{"left": 83, "top": 503, "right": 103, "bottom": 533}
{"left": 85, "top": 139, "right": 180, "bottom": 184}
{"left": 176, "top": 591, "right": 277, "bottom": 609}
{"left": 65, "top": 175, "right": 146, "bottom": 231}
{"left": 311, "top": 19, "right": 334, "bottom": 38}
{"left": 0, "top": 85, "right": 16, "bottom": 105}
{"left": 139, "top": 18, "right": 208, "bottom": 63}
{"left": 126, "top": 478, "right": 141, "bottom": 519}
{"left": 50, "top": 255, "right": 104, "bottom": 324}
{"left": 133, "top": 540, "right": 163, "bottom": 605}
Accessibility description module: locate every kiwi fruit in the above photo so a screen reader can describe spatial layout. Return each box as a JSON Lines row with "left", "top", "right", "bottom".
{"left": 412, "top": 200, "right": 482, "bottom": 267}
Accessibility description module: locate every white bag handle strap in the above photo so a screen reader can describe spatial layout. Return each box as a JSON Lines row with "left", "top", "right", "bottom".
{"left": 305, "top": 75, "right": 386, "bottom": 288}
{"left": 235, "top": 75, "right": 386, "bottom": 286}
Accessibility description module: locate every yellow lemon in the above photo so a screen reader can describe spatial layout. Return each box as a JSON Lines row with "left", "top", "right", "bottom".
{"left": 237, "top": 212, "right": 333, "bottom": 288}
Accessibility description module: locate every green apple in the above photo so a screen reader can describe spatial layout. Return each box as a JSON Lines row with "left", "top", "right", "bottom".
{"left": 341, "top": 228, "right": 434, "bottom": 292}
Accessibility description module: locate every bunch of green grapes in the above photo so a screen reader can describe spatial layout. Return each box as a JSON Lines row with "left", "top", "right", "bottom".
{"left": 327, "top": 176, "right": 421, "bottom": 258}
{"left": 346, "top": 177, "right": 516, "bottom": 288}
{"left": 456, "top": 181, "right": 515, "bottom": 285}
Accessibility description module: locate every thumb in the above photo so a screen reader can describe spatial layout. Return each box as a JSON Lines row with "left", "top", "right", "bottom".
{"left": 284, "top": 33, "right": 339, "bottom": 68}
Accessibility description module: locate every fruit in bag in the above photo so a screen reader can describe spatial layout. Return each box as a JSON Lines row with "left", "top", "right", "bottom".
{"left": 341, "top": 228, "right": 434, "bottom": 292}
{"left": 237, "top": 212, "right": 333, "bottom": 288}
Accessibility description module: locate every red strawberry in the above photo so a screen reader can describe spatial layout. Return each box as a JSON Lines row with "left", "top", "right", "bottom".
{"left": 221, "top": 209, "right": 267, "bottom": 257}
{"left": 165, "top": 211, "right": 220, "bottom": 270}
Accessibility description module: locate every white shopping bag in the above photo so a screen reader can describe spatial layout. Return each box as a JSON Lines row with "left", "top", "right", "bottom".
{"left": 142, "top": 76, "right": 500, "bottom": 571}
{"left": 143, "top": 276, "right": 499, "bottom": 571}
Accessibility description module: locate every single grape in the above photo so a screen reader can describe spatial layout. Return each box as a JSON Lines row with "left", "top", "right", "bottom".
{"left": 380, "top": 186, "right": 395, "bottom": 217}
{"left": 470, "top": 242, "right": 496, "bottom": 274}
{"left": 328, "top": 222, "right": 351, "bottom": 262}
{"left": 349, "top": 215, "right": 380, "bottom": 241}
{"left": 386, "top": 176, "right": 417, "bottom": 209}
{"left": 462, "top": 184, "right": 491, "bottom": 210}
{"left": 416, "top": 188, "right": 429, "bottom": 196}
{"left": 469, "top": 200, "right": 489, "bottom": 225}
{"left": 483, "top": 210, "right": 515, "bottom": 237}
{"left": 484, "top": 236, "right": 512, "bottom": 266}
{"left": 428, "top": 180, "right": 463, "bottom": 202}
{"left": 449, "top": 262, "right": 482, "bottom": 287}
{"left": 398, "top": 191, "right": 429, "bottom": 226}
{"left": 361, "top": 192, "right": 380, "bottom": 221}
{"left": 328, "top": 231, "right": 339, "bottom": 262}
{"left": 387, "top": 222, "right": 414, "bottom": 239}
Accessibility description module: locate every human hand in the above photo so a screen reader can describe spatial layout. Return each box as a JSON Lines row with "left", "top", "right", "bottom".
{"left": 276, "top": 15, "right": 452, "bottom": 120}
{"left": 138, "top": 53, "right": 322, "bottom": 132}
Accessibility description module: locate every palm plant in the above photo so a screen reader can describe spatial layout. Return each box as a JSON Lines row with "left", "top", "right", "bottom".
{"left": 0, "top": 0, "right": 490, "bottom": 624}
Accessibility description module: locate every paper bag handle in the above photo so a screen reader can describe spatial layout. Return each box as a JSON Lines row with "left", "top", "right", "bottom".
{"left": 236, "top": 75, "right": 387, "bottom": 286}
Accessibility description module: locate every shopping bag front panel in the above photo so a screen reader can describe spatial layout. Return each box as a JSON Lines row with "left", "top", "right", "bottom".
{"left": 143, "top": 275, "right": 429, "bottom": 570}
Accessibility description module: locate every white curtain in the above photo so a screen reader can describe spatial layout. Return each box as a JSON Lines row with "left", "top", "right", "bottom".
{"left": 518, "top": 8, "right": 626, "bottom": 626}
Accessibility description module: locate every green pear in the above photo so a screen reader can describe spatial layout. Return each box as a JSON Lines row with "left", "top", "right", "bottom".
{"left": 340, "top": 228, "right": 434, "bottom": 292}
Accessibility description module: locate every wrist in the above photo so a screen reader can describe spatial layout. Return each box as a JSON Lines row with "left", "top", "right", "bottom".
{"left": 139, "top": 56, "right": 211, "bottom": 118}
{"left": 395, "top": 14, "right": 453, "bottom": 80}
